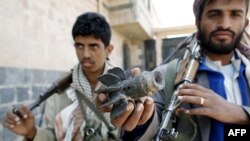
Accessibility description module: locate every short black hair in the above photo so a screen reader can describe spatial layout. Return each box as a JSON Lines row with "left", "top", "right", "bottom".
{"left": 72, "top": 12, "right": 111, "bottom": 47}
{"left": 194, "top": 0, "right": 249, "bottom": 21}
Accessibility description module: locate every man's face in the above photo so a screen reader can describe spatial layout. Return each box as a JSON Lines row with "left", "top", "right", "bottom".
{"left": 74, "top": 35, "right": 112, "bottom": 74}
{"left": 197, "top": 0, "right": 248, "bottom": 54}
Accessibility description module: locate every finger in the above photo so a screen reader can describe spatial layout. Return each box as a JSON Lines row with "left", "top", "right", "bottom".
{"left": 7, "top": 112, "right": 20, "bottom": 124}
{"left": 178, "top": 95, "right": 206, "bottom": 106}
{"left": 111, "top": 102, "right": 134, "bottom": 127}
{"left": 175, "top": 107, "right": 186, "bottom": 116}
{"left": 177, "top": 85, "right": 207, "bottom": 98}
{"left": 2, "top": 121, "right": 15, "bottom": 129}
{"left": 99, "top": 104, "right": 113, "bottom": 112}
{"left": 183, "top": 107, "right": 209, "bottom": 116}
{"left": 131, "top": 67, "right": 141, "bottom": 76}
{"left": 180, "top": 83, "right": 210, "bottom": 93}
{"left": 123, "top": 102, "right": 144, "bottom": 131}
{"left": 22, "top": 106, "right": 30, "bottom": 119}
{"left": 95, "top": 93, "right": 108, "bottom": 106}
{"left": 4, "top": 112, "right": 20, "bottom": 129}
{"left": 17, "top": 106, "right": 29, "bottom": 119}
{"left": 138, "top": 97, "right": 154, "bottom": 125}
{"left": 95, "top": 93, "right": 113, "bottom": 112}
{"left": 98, "top": 93, "right": 108, "bottom": 103}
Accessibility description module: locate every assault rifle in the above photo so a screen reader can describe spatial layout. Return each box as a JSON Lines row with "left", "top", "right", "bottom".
{"left": 155, "top": 35, "right": 201, "bottom": 141}
{"left": 13, "top": 71, "right": 72, "bottom": 116}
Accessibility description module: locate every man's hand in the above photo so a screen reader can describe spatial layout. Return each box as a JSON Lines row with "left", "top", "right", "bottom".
{"left": 110, "top": 96, "right": 154, "bottom": 131}
{"left": 2, "top": 105, "right": 37, "bottom": 139}
{"left": 96, "top": 68, "right": 155, "bottom": 131}
{"left": 176, "top": 83, "right": 250, "bottom": 124}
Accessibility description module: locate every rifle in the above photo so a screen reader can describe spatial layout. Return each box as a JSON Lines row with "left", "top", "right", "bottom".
{"left": 155, "top": 35, "right": 201, "bottom": 141}
{"left": 13, "top": 71, "right": 72, "bottom": 116}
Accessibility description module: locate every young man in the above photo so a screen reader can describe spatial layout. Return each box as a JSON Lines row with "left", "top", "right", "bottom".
{"left": 100, "top": 0, "right": 250, "bottom": 141}
{"left": 3, "top": 12, "right": 118, "bottom": 141}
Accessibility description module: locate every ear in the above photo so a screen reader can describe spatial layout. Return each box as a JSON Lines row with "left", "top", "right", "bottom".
{"left": 105, "top": 44, "right": 113, "bottom": 57}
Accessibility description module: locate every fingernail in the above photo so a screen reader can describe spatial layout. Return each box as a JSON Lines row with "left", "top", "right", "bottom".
{"left": 173, "top": 91, "right": 178, "bottom": 95}
{"left": 10, "top": 124, "right": 14, "bottom": 128}
{"left": 185, "top": 110, "right": 190, "bottom": 114}
{"left": 178, "top": 96, "right": 183, "bottom": 100}
{"left": 179, "top": 84, "right": 184, "bottom": 89}
{"left": 137, "top": 104, "right": 143, "bottom": 112}
{"left": 23, "top": 114, "right": 28, "bottom": 119}
{"left": 15, "top": 117, "right": 20, "bottom": 121}
{"left": 16, "top": 121, "right": 21, "bottom": 125}
{"left": 127, "top": 103, "right": 134, "bottom": 111}
{"left": 146, "top": 98, "right": 153, "bottom": 105}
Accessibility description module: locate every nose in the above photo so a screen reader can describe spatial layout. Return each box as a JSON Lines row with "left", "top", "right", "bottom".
{"left": 83, "top": 47, "right": 91, "bottom": 58}
{"left": 217, "top": 15, "right": 232, "bottom": 30}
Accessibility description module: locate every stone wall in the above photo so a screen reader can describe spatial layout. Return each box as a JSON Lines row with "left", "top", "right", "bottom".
{"left": 0, "top": 67, "right": 66, "bottom": 141}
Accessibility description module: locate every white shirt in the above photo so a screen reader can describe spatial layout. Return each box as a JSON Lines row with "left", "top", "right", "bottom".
{"left": 205, "top": 56, "right": 242, "bottom": 105}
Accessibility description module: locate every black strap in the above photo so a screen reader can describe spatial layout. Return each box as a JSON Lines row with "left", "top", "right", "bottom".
{"left": 75, "top": 89, "right": 116, "bottom": 131}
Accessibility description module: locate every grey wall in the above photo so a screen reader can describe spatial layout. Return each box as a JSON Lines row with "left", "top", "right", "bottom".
{"left": 0, "top": 66, "right": 66, "bottom": 141}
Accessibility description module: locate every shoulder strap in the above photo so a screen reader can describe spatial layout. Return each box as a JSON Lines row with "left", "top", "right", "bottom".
{"left": 75, "top": 90, "right": 116, "bottom": 132}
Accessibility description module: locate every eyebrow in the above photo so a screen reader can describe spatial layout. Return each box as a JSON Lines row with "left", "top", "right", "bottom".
{"left": 74, "top": 42, "right": 83, "bottom": 46}
{"left": 207, "top": 9, "right": 244, "bottom": 14}
{"left": 89, "top": 43, "right": 100, "bottom": 47}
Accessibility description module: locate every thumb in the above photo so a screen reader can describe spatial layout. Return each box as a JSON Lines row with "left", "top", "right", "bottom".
{"left": 131, "top": 67, "right": 141, "bottom": 76}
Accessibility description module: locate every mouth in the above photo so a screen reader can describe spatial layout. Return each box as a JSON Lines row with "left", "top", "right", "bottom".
{"left": 212, "top": 31, "right": 233, "bottom": 39}
{"left": 81, "top": 60, "right": 94, "bottom": 68}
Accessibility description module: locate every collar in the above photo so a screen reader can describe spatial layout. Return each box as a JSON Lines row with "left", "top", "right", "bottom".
{"left": 199, "top": 52, "right": 241, "bottom": 73}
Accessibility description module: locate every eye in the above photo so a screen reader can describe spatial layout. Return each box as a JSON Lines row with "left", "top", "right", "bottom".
{"left": 232, "top": 11, "right": 243, "bottom": 17}
{"left": 208, "top": 11, "right": 219, "bottom": 18}
{"left": 92, "top": 45, "right": 98, "bottom": 48}
{"left": 74, "top": 43, "right": 84, "bottom": 49}
{"left": 90, "top": 44, "right": 100, "bottom": 49}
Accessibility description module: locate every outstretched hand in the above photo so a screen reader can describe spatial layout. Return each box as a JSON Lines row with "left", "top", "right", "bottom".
{"left": 2, "top": 105, "right": 37, "bottom": 139}
{"left": 96, "top": 67, "right": 155, "bottom": 131}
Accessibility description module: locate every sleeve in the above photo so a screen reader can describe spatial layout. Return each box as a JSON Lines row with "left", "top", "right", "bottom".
{"left": 24, "top": 127, "right": 56, "bottom": 141}
{"left": 23, "top": 92, "right": 71, "bottom": 141}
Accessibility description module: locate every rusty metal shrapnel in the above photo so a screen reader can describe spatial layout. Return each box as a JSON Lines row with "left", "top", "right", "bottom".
{"left": 95, "top": 67, "right": 165, "bottom": 118}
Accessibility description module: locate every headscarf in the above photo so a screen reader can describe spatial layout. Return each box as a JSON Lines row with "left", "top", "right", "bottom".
{"left": 193, "top": 0, "right": 206, "bottom": 20}
{"left": 193, "top": 0, "right": 250, "bottom": 19}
